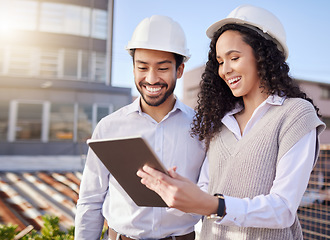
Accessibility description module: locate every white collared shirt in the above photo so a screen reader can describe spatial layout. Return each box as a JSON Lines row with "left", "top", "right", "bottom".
{"left": 215, "top": 95, "right": 317, "bottom": 228}
{"left": 75, "top": 97, "right": 206, "bottom": 240}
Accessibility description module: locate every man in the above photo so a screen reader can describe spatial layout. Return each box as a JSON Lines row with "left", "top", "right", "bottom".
{"left": 75, "top": 15, "right": 206, "bottom": 240}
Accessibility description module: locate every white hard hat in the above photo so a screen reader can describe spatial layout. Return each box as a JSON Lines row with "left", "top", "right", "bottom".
{"left": 206, "top": 5, "right": 289, "bottom": 60}
{"left": 126, "top": 15, "right": 190, "bottom": 62}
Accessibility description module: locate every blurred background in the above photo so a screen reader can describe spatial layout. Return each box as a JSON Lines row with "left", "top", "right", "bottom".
{"left": 0, "top": 0, "right": 329, "bottom": 239}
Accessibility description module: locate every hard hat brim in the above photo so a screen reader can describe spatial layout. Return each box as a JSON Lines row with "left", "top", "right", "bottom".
{"left": 206, "top": 18, "right": 289, "bottom": 60}
{"left": 125, "top": 44, "right": 191, "bottom": 62}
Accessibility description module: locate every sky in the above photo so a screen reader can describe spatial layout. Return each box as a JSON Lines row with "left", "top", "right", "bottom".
{"left": 110, "top": 0, "right": 330, "bottom": 98}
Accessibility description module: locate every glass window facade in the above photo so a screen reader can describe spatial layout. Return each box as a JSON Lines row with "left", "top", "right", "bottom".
{"left": 0, "top": 46, "right": 106, "bottom": 82}
{"left": 81, "top": 51, "right": 90, "bottom": 79}
{"left": 40, "top": 3, "right": 93, "bottom": 37}
{"left": 321, "top": 88, "right": 330, "bottom": 99}
{"left": 1, "top": 0, "right": 107, "bottom": 39}
{"left": 8, "top": 47, "right": 34, "bottom": 76}
{"left": 0, "top": 102, "right": 9, "bottom": 141}
{"left": 92, "top": 9, "right": 108, "bottom": 39}
{"left": 77, "top": 104, "right": 93, "bottom": 142}
{"left": 0, "top": 0, "right": 37, "bottom": 33}
{"left": 16, "top": 103, "right": 43, "bottom": 141}
{"left": 93, "top": 52, "right": 107, "bottom": 82}
{"left": 0, "top": 47, "right": 3, "bottom": 74}
{"left": 13, "top": 0, "right": 38, "bottom": 31}
{"left": 4, "top": 101, "right": 112, "bottom": 142}
{"left": 97, "top": 106, "right": 110, "bottom": 123}
{"left": 322, "top": 117, "right": 330, "bottom": 130}
{"left": 49, "top": 103, "right": 74, "bottom": 141}
{"left": 63, "top": 49, "right": 78, "bottom": 78}
{"left": 39, "top": 49, "right": 59, "bottom": 78}
{"left": 39, "top": 3, "right": 64, "bottom": 33}
{"left": 0, "top": 1, "right": 116, "bottom": 146}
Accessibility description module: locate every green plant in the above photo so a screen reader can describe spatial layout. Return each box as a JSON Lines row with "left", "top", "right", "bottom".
{"left": 0, "top": 224, "right": 17, "bottom": 240}
{"left": 0, "top": 215, "right": 108, "bottom": 240}
{"left": 0, "top": 215, "right": 74, "bottom": 240}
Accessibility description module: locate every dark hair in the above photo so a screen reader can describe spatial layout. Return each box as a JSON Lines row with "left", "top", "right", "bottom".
{"left": 191, "top": 24, "right": 320, "bottom": 148}
{"left": 130, "top": 49, "right": 184, "bottom": 70}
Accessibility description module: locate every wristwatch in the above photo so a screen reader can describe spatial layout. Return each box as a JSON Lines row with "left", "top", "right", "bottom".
{"left": 206, "top": 193, "right": 226, "bottom": 219}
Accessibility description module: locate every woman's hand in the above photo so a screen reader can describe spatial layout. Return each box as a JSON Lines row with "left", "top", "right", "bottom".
{"left": 137, "top": 165, "right": 218, "bottom": 215}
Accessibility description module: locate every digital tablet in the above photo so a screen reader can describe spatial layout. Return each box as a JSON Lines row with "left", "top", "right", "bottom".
{"left": 87, "top": 136, "right": 168, "bottom": 207}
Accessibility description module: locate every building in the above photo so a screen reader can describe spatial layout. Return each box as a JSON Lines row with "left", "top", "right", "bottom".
{"left": 299, "top": 79, "right": 330, "bottom": 143}
{"left": 182, "top": 65, "right": 330, "bottom": 144}
{"left": 0, "top": 0, "right": 132, "bottom": 156}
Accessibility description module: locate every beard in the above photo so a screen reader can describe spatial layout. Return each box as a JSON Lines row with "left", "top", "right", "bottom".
{"left": 136, "top": 81, "right": 176, "bottom": 107}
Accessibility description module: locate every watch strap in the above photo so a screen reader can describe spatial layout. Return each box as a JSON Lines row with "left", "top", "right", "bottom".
{"left": 206, "top": 193, "right": 226, "bottom": 219}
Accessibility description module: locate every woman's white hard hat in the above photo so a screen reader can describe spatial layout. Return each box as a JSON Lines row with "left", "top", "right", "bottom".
{"left": 126, "top": 15, "right": 190, "bottom": 62}
{"left": 206, "top": 4, "right": 289, "bottom": 60}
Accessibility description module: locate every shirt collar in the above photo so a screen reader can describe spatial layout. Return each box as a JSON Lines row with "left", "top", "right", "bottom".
{"left": 266, "top": 94, "right": 286, "bottom": 106}
{"left": 226, "top": 94, "right": 286, "bottom": 117}
{"left": 172, "top": 96, "right": 191, "bottom": 115}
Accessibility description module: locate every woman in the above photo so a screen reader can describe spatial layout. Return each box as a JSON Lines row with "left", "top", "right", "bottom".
{"left": 137, "top": 5, "right": 325, "bottom": 239}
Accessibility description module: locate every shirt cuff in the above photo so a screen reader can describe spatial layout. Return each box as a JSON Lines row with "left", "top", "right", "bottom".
{"left": 214, "top": 195, "right": 246, "bottom": 226}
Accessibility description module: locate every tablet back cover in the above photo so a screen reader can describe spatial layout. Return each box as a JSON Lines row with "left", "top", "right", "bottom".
{"left": 87, "top": 136, "right": 168, "bottom": 207}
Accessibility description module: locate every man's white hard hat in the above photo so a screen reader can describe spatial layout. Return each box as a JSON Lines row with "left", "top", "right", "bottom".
{"left": 126, "top": 15, "right": 190, "bottom": 62}
{"left": 206, "top": 5, "right": 289, "bottom": 60}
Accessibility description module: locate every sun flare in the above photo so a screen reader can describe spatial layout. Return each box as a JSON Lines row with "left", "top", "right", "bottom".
{"left": 0, "top": 4, "right": 16, "bottom": 37}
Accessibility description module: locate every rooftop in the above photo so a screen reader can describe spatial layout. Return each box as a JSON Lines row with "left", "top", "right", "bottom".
{"left": 0, "top": 156, "right": 84, "bottom": 231}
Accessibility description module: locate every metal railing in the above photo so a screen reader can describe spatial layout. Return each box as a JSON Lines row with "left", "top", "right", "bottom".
{"left": 298, "top": 145, "right": 330, "bottom": 239}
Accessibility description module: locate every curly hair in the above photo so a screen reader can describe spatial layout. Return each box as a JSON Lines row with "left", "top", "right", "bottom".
{"left": 191, "top": 24, "right": 320, "bottom": 149}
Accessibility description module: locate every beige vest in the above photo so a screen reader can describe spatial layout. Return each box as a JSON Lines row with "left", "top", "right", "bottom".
{"left": 200, "top": 98, "right": 325, "bottom": 240}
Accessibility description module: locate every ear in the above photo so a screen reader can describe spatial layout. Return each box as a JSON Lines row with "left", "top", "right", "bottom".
{"left": 176, "top": 63, "right": 185, "bottom": 79}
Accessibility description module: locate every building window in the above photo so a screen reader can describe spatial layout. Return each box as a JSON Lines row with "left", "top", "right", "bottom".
{"left": 39, "top": 49, "right": 59, "bottom": 78}
{"left": 0, "top": 46, "right": 106, "bottom": 82}
{"left": 40, "top": 3, "right": 91, "bottom": 37}
{"left": 77, "top": 104, "right": 113, "bottom": 142}
{"left": 49, "top": 103, "right": 74, "bottom": 141}
{"left": 0, "top": 102, "right": 9, "bottom": 141}
{"left": 15, "top": 102, "right": 43, "bottom": 141}
{"left": 96, "top": 105, "right": 111, "bottom": 123}
{"left": 63, "top": 5, "right": 90, "bottom": 37}
{"left": 81, "top": 51, "right": 90, "bottom": 79}
{"left": 1, "top": 1, "right": 107, "bottom": 39}
{"left": 63, "top": 49, "right": 78, "bottom": 78}
{"left": 39, "top": 3, "right": 67, "bottom": 34}
{"left": 0, "top": 0, "right": 38, "bottom": 33}
{"left": 13, "top": 0, "right": 38, "bottom": 31}
{"left": 92, "top": 104, "right": 113, "bottom": 130}
{"left": 6, "top": 101, "right": 113, "bottom": 143}
{"left": 91, "top": 9, "right": 108, "bottom": 40}
{"left": 92, "top": 52, "right": 106, "bottom": 82}
{"left": 77, "top": 105, "right": 93, "bottom": 142}
{"left": 322, "top": 117, "right": 330, "bottom": 130}
{"left": 0, "top": 47, "right": 3, "bottom": 74}
{"left": 8, "top": 47, "right": 34, "bottom": 76}
{"left": 321, "top": 87, "right": 330, "bottom": 99}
